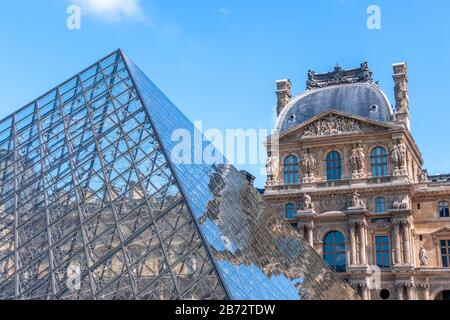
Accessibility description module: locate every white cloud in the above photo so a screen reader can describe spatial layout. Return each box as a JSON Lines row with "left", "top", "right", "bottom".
{"left": 73, "top": 0, "right": 147, "bottom": 22}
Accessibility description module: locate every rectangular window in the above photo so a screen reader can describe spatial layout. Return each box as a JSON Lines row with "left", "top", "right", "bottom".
{"left": 439, "top": 201, "right": 450, "bottom": 218}
{"left": 441, "top": 240, "right": 450, "bottom": 268}
{"left": 375, "top": 236, "right": 391, "bottom": 269}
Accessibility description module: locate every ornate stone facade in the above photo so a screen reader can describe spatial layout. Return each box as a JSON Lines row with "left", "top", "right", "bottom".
{"left": 303, "top": 115, "right": 362, "bottom": 137}
{"left": 264, "top": 62, "right": 450, "bottom": 300}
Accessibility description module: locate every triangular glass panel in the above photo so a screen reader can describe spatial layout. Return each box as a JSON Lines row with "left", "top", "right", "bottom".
{"left": 0, "top": 50, "right": 357, "bottom": 300}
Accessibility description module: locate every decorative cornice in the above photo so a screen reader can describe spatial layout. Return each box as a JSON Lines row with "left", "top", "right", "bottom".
{"left": 306, "top": 62, "right": 376, "bottom": 90}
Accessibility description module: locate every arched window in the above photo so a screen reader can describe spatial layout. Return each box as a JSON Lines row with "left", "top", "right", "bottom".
{"left": 285, "top": 203, "right": 296, "bottom": 220}
{"left": 439, "top": 201, "right": 449, "bottom": 218}
{"left": 323, "top": 231, "right": 347, "bottom": 273}
{"left": 375, "top": 197, "right": 386, "bottom": 213}
{"left": 284, "top": 155, "right": 299, "bottom": 184}
{"left": 371, "top": 147, "right": 388, "bottom": 177}
{"left": 326, "top": 151, "right": 342, "bottom": 181}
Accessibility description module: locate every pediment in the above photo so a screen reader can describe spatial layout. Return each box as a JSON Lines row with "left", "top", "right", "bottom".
{"left": 280, "top": 110, "right": 399, "bottom": 141}
{"left": 431, "top": 227, "right": 450, "bottom": 244}
{"left": 431, "top": 227, "right": 450, "bottom": 236}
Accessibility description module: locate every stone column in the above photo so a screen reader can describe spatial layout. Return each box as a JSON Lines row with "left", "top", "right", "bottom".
{"left": 392, "top": 222, "right": 401, "bottom": 265}
{"left": 402, "top": 221, "right": 411, "bottom": 264}
{"left": 306, "top": 224, "right": 314, "bottom": 247}
{"left": 396, "top": 284, "right": 405, "bottom": 300}
{"left": 406, "top": 282, "right": 415, "bottom": 300}
{"left": 361, "top": 285, "right": 369, "bottom": 301}
{"left": 358, "top": 221, "right": 367, "bottom": 265}
{"left": 423, "top": 285, "right": 430, "bottom": 301}
{"left": 419, "top": 283, "right": 430, "bottom": 300}
{"left": 349, "top": 224, "right": 357, "bottom": 266}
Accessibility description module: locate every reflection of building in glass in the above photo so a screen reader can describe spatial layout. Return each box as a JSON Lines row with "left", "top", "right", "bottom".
{"left": 265, "top": 63, "right": 450, "bottom": 300}
{"left": 0, "top": 50, "right": 356, "bottom": 300}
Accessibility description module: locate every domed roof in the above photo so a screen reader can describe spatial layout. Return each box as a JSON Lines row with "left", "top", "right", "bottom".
{"left": 276, "top": 82, "right": 394, "bottom": 134}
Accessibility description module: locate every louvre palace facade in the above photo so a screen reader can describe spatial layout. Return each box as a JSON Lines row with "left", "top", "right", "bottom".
{"left": 0, "top": 50, "right": 357, "bottom": 300}
{"left": 264, "top": 62, "right": 450, "bottom": 300}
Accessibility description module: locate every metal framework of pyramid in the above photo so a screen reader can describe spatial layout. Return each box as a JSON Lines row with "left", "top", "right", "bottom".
{"left": 0, "top": 50, "right": 356, "bottom": 300}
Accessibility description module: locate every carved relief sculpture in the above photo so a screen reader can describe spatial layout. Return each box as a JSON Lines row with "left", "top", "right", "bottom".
{"left": 320, "top": 194, "right": 347, "bottom": 212}
{"left": 303, "top": 115, "right": 361, "bottom": 137}
{"left": 351, "top": 143, "right": 366, "bottom": 178}
{"left": 300, "top": 148, "right": 317, "bottom": 183}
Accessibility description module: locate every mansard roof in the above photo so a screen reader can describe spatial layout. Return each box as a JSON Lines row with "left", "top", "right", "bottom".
{"left": 276, "top": 63, "right": 395, "bottom": 134}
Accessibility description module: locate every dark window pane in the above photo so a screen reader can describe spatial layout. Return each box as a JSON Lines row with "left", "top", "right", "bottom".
{"left": 323, "top": 231, "right": 346, "bottom": 273}
{"left": 326, "top": 151, "right": 342, "bottom": 181}
{"left": 284, "top": 155, "right": 299, "bottom": 184}
{"left": 371, "top": 147, "right": 388, "bottom": 177}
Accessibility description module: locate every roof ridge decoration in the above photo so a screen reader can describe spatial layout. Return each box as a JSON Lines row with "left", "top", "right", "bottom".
{"left": 306, "top": 62, "right": 377, "bottom": 90}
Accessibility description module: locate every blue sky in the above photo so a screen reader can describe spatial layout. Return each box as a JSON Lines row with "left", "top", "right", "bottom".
{"left": 1, "top": 0, "right": 449, "bottom": 188}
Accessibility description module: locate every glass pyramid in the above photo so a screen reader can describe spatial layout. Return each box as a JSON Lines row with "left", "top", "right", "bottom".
{"left": 0, "top": 50, "right": 357, "bottom": 300}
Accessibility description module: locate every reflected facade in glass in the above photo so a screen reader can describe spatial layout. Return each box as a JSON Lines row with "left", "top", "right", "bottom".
{"left": 0, "top": 50, "right": 357, "bottom": 300}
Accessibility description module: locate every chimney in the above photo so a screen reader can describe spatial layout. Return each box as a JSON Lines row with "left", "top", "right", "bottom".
{"left": 393, "top": 62, "right": 410, "bottom": 130}
{"left": 276, "top": 79, "right": 292, "bottom": 116}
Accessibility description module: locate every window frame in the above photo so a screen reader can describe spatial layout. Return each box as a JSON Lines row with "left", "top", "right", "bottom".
{"left": 375, "top": 197, "right": 387, "bottom": 213}
{"left": 285, "top": 203, "right": 296, "bottom": 220}
{"left": 323, "top": 231, "right": 347, "bottom": 273}
{"left": 375, "top": 235, "right": 391, "bottom": 269}
{"left": 371, "top": 146, "right": 388, "bottom": 178}
{"left": 326, "top": 151, "right": 342, "bottom": 181}
{"left": 283, "top": 155, "right": 299, "bottom": 185}
{"left": 441, "top": 239, "right": 450, "bottom": 268}
{"left": 438, "top": 201, "right": 450, "bottom": 218}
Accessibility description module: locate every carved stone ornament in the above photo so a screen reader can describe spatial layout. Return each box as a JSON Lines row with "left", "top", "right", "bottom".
{"left": 265, "top": 151, "right": 279, "bottom": 185}
{"left": 300, "top": 148, "right": 317, "bottom": 182}
{"left": 320, "top": 194, "right": 347, "bottom": 212}
{"left": 391, "top": 140, "right": 407, "bottom": 175}
{"left": 300, "top": 193, "right": 315, "bottom": 212}
{"left": 303, "top": 115, "right": 362, "bottom": 137}
{"left": 419, "top": 246, "right": 428, "bottom": 267}
{"left": 351, "top": 143, "right": 366, "bottom": 178}
{"left": 349, "top": 191, "right": 366, "bottom": 209}
{"left": 306, "top": 62, "right": 374, "bottom": 90}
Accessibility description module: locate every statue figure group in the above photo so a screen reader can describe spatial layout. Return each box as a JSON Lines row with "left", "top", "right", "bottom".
{"left": 301, "top": 148, "right": 317, "bottom": 181}
{"left": 391, "top": 141, "right": 407, "bottom": 172}
{"left": 351, "top": 191, "right": 366, "bottom": 209}
{"left": 301, "top": 193, "right": 315, "bottom": 212}
{"left": 350, "top": 143, "right": 365, "bottom": 177}
{"left": 304, "top": 115, "right": 361, "bottom": 137}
